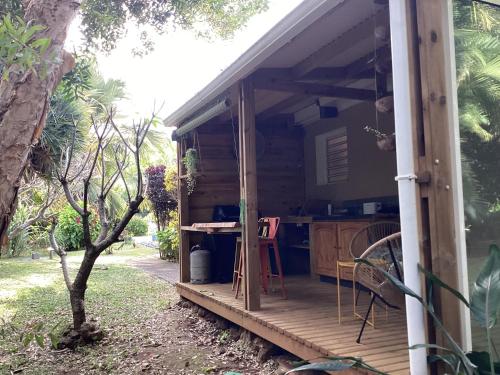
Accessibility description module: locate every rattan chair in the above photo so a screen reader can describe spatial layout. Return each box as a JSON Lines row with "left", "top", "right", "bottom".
{"left": 349, "top": 221, "right": 401, "bottom": 259}
{"left": 346, "top": 222, "right": 400, "bottom": 326}
{"left": 353, "top": 232, "right": 405, "bottom": 343}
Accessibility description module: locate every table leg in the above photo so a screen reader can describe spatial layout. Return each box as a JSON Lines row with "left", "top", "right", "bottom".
{"left": 337, "top": 262, "right": 341, "bottom": 324}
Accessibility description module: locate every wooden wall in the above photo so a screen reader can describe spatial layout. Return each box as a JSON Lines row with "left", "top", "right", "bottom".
{"left": 184, "top": 121, "right": 305, "bottom": 224}
{"left": 256, "top": 123, "right": 305, "bottom": 217}
{"left": 187, "top": 123, "right": 240, "bottom": 224}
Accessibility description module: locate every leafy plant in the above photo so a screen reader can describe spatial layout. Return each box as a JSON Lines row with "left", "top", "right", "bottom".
{"left": 0, "top": 317, "right": 64, "bottom": 350}
{"left": 182, "top": 148, "right": 199, "bottom": 195}
{"left": 5, "top": 205, "right": 30, "bottom": 257}
{"left": 56, "top": 204, "right": 100, "bottom": 251}
{"left": 145, "top": 165, "right": 177, "bottom": 231}
{"left": 126, "top": 216, "right": 148, "bottom": 236}
{"left": 157, "top": 211, "right": 179, "bottom": 261}
{"left": 0, "top": 14, "right": 51, "bottom": 80}
{"left": 288, "top": 245, "right": 500, "bottom": 375}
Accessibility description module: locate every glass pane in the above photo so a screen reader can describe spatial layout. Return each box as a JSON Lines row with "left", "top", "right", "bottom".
{"left": 452, "top": 0, "right": 500, "bottom": 353}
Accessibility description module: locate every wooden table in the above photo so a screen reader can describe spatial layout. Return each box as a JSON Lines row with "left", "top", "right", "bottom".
{"left": 180, "top": 222, "right": 242, "bottom": 234}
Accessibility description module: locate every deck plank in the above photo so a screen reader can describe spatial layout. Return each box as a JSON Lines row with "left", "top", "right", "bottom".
{"left": 177, "top": 275, "right": 409, "bottom": 374}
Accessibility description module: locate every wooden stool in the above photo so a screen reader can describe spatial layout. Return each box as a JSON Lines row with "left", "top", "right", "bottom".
{"left": 233, "top": 218, "right": 287, "bottom": 299}
{"left": 232, "top": 237, "right": 242, "bottom": 292}
{"left": 259, "top": 237, "right": 287, "bottom": 298}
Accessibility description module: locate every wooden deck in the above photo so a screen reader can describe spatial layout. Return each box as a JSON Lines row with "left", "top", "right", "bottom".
{"left": 177, "top": 276, "right": 410, "bottom": 374}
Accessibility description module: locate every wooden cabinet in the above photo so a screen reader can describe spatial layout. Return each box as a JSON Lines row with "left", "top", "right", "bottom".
{"left": 311, "top": 221, "right": 369, "bottom": 278}
{"left": 312, "top": 223, "right": 338, "bottom": 277}
{"left": 337, "top": 222, "right": 369, "bottom": 261}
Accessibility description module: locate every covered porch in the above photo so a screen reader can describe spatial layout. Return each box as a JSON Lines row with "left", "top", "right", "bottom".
{"left": 165, "top": 0, "right": 465, "bottom": 373}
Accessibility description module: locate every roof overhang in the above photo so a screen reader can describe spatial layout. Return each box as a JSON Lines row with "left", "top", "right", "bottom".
{"left": 163, "top": 0, "right": 347, "bottom": 129}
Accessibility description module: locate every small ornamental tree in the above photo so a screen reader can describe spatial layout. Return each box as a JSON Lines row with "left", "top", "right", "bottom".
{"left": 145, "top": 165, "right": 177, "bottom": 231}
{"left": 49, "top": 108, "right": 156, "bottom": 347}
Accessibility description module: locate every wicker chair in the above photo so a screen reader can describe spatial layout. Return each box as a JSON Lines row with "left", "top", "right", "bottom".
{"left": 349, "top": 221, "right": 401, "bottom": 259}
{"left": 353, "top": 232, "right": 405, "bottom": 343}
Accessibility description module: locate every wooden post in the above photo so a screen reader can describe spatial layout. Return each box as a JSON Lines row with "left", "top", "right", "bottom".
{"left": 177, "top": 141, "right": 190, "bottom": 283}
{"left": 413, "top": 0, "right": 464, "bottom": 346}
{"left": 239, "top": 78, "right": 260, "bottom": 311}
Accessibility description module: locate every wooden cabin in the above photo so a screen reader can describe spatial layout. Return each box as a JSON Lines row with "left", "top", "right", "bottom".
{"left": 164, "top": 1, "right": 499, "bottom": 373}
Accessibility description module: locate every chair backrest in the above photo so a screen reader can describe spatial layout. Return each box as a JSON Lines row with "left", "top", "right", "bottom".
{"left": 349, "top": 221, "right": 400, "bottom": 259}
{"left": 258, "top": 217, "right": 280, "bottom": 240}
{"left": 354, "top": 232, "right": 405, "bottom": 308}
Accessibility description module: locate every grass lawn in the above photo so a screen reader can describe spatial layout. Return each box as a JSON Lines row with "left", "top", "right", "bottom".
{"left": 0, "top": 245, "right": 177, "bottom": 374}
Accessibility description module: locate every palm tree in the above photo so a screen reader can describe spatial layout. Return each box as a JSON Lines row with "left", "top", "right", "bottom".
{"left": 453, "top": 0, "right": 500, "bottom": 220}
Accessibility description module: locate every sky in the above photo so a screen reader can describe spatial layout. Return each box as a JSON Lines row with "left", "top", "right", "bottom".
{"left": 66, "top": 0, "right": 304, "bottom": 121}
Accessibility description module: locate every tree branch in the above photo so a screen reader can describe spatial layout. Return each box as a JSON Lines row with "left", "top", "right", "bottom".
{"left": 49, "top": 220, "right": 73, "bottom": 291}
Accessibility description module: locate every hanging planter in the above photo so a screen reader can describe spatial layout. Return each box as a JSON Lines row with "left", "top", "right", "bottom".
{"left": 182, "top": 148, "right": 199, "bottom": 195}
{"left": 364, "top": 126, "right": 396, "bottom": 152}
{"left": 375, "top": 95, "right": 394, "bottom": 113}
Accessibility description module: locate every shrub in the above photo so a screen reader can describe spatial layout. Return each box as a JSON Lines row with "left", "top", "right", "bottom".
{"left": 126, "top": 216, "right": 148, "bottom": 236}
{"left": 5, "top": 206, "right": 30, "bottom": 257}
{"left": 56, "top": 204, "right": 100, "bottom": 251}
{"left": 157, "top": 211, "right": 179, "bottom": 261}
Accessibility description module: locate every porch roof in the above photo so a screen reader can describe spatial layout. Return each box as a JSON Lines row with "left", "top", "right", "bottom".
{"left": 163, "top": 0, "right": 387, "bottom": 130}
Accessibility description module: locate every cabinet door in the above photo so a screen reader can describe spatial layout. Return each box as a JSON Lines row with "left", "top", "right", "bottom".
{"left": 337, "top": 222, "right": 369, "bottom": 261}
{"left": 312, "top": 223, "right": 338, "bottom": 277}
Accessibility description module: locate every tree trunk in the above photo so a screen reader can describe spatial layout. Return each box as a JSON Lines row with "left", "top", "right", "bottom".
{"left": 0, "top": 0, "right": 78, "bottom": 246}
{"left": 70, "top": 287, "right": 86, "bottom": 330}
{"left": 70, "top": 248, "right": 98, "bottom": 329}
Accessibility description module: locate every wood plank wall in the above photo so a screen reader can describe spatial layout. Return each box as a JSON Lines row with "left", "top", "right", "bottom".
{"left": 185, "top": 122, "right": 305, "bottom": 224}
{"left": 188, "top": 123, "right": 240, "bottom": 224}
{"left": 256, "top": 124, "right": 305, "bottom": 217}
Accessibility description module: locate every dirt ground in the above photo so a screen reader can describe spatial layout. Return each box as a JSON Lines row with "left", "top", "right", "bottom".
{"left": 3, "top": 301, "right": 288, "bottom": 375}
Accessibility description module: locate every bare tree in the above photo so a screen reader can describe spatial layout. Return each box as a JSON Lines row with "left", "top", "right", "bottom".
{"left": 50, "top": 109, "right": 154, "bottom": 346}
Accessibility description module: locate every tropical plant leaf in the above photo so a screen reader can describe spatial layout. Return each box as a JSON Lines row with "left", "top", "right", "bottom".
{"left": 417, "top": 264, "right": 471, "bottom": 308}
{"left": 470, "top": 245, "right": 500, "bottom": 328}
{"left": 467, "top": 351, "right": 500, "bottom": 374}
{"left": 286, "top": 361, "right": 354, "bottom": 373}
{"left": 22, "top": 332, "right": 33, "bottom": 347}
{"left": 355, "top": 258, "right": 423, "bottom": 302}
{"left": 286, "top": 356, "right": 388, "bottom": 374}
{"left": 409, "top": 343, "right": 455, "bottom": 353}
{"left": 35, "top": 334, "right": 45, "bottom": 348}
{"left": 428, "top": 354, "right": 461, "bottom": 374}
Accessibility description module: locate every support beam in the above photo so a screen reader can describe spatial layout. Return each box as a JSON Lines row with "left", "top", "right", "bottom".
{"left": 253, "top": 79, "right": 376, "bottom": 101}
{"left": 257, "top": 95, "right": 317, "bottom": 121}
{"left": 177, "top": 142, "right": 190, "bottom": 283}
{"left": 301, "top": 67, "right": 374, "bottom": 81}
{"left": 414, "top": 0, "right": 465, "bottom": 346}
{"left": 239, "top": 79, "right": 260, "bottom": 311}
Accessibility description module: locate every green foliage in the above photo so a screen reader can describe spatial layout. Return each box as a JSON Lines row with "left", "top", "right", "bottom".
{"left": 454, "top": 1, "right": 500, "bottom": 223}
{"left": 287, "top": 356, "right": 387, "bottom": 374}
{"left": 0, "top": 14, "right": 51, "bottom": 80}
{"left": 0, "top": 246, "right": 172, "bottom": 372}
{"left": 56, "top": 204, "right": 100, "bottom": 251}
{"left": 126, "top": 216, "right": 148, "bottom": 236}
{"left": 145, "top": 165, "right": 177, "bottom": 230}
{"left": 5, "top": 206, "right": 30, "bottom": 258}
{"left": 182, "top": 148, "right": 199, "bottom": 195}
{"left": 79, "top": 0, "right": 268, "bottom": 53}
{"left": 0, "top": 318, "right": 64, "bottom": 350}
{"left": 157, "top": 211, "right": 179, "bottom": 261}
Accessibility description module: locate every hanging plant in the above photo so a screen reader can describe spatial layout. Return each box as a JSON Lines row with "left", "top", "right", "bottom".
{"left": 375, "top": 95, "right": 394, "bottom": 113}
{"left": 364, "top": 126, "right": 396, "bottom": 152}
{"left": 182, "top": 148, "right": 199, "bottom": 195}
